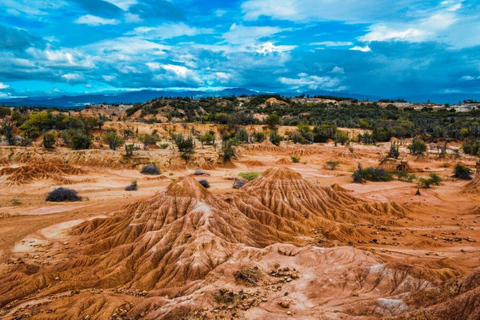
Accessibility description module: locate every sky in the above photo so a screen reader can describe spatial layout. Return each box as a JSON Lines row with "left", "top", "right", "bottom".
{"left": 0, "top": 0, "right": 480, "bottom": 99}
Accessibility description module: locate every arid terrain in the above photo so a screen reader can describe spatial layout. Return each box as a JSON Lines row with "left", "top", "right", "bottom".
{"left": 0, "top": 123, "right": 479, "bottom": 320}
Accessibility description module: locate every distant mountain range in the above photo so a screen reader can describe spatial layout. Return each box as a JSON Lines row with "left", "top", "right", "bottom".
{"left": 0, "top": 88, "right": 478, "bottom": 108}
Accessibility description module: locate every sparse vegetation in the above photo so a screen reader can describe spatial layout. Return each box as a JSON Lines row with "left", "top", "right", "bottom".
{"left": 325, "top": 160, "right": 340, "bottom": 170}
{"left": 453, "top": 164, "right": 473, "bottom": 180}
{"left": 353, "top": 164, "right": 393, "bottom": 183}
{"left": 418, "top": 173, "right": 442, "bottom": 188}
{"left": 408, "top": 139, "right": 427, "bottom": 155}
{"left": 291, "top": 156, "right": 300, "bottom": 163}
{"left": 238, "top": 171, "right": 260, "bottom": 181}
{"left": 102, "top": 131, "right": 125, "bottom": 151}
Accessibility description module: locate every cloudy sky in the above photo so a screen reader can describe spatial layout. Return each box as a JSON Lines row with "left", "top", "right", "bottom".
{"left": 0, "top": 0, "right": 479, "bottom": 99}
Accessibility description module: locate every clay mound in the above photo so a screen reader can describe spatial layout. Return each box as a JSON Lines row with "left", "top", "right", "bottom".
{"left": 335, "top": 146, "right": 362, "bottom": 159}
{"left": 395, "top": 269, "right": 480, "bottom": 320}
{"left": 200, "top": 162, "right": 216, "bottom": 170}
{"left": 241, "top": 140, "right": 283, "bottom": 153}
{"left": 275, "top": 157, "right": 292, "bottom": 164}
{"left": 241, "top": 160, "right": 265, "bottom": 167}
{"left": 0, "top": 161, "right": 85, "bottom": 185}
{"left": 331, "top": 183, "right": 351, "bottom": 193}
{"left": 462, "top": 173, "right": 480, "bottom": 194}
{"left": 289, "top": 146, "right": 320, "bottom": 157}
{"left": 228, "top": 167, "right": 407, "bottom": 242}
{"left": 0, "top": 177, "right": 297, "bottom": 308}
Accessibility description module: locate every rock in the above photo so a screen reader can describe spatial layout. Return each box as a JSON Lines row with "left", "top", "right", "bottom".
{"left": 279, "top": 301, "right": 290, "bottom": 308}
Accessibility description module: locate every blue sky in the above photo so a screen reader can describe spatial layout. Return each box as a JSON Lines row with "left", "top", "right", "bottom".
{"left": 0, "top": 0, "right": 479, "bottom": 99}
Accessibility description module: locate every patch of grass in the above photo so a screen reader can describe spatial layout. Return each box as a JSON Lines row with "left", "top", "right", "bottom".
{"left": 238, "top": 171, "right": 260, "bottom": 181}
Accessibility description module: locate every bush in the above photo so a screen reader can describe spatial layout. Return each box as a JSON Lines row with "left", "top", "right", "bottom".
{"left": 419, "top": 173, "right": 442, "bottom": 188}
{"left": 353, "top": 164, "right": 393, "bottom": 183}
{"left": 102, "top": 131, "right": 125, "bottom": 151}
{"left": 125, "top": 180, "right": 138, "bottom": 191}
{"left": 43, "top": 131, "right": 56, "bottom": 149}
{"left": 199, "top": 130, "right": 215, "bottom": 146}
{"left": 395, "top": 171, "right": 417, "bottom": 182}
{"left": 141, "top": 164, "right": 160, "bottom": 175}
{"left": 46, "top": 188, "right": 81, "bottom": 202}
{"left": 198, "top": 179, "right": 210, "bottom": 188}
{"left": 62, "top": 129, "right": 92, "bottom": 150}
{"left": 454, "top": 164, "right": 472, "bottom": 180}
{"left": 139, "top": 133, "right": 161, "bottom": 149}
{"left": 252, "top": 131, "right": 266, "bottom": 143}
{"left": 238, "top": 171, "right": 260, "bottom": 181}
{"left": 269, "top": 132, "right": 284, "bottom": 146}
{"left": 408, "top": 139, "right": 427, "bottom": 155}
{"left": 222, "top": 141, "right": 236, "bottom": 162}
{"left": 325, "top": 160, "right": 340, "bottom": 170}
{"left": 291, "top": 156, "right": 300, "bottom": 163}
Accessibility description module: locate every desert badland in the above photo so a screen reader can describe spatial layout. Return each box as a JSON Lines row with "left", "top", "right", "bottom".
{"left": 0, "top": 97, "right": 480, "bottom": 320}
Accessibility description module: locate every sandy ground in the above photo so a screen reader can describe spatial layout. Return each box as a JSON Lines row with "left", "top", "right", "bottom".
{"left": 0, "top": 138, "right": 479, "bottom": 319}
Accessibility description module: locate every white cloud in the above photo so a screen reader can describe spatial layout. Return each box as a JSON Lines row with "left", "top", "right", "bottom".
{"left": 350, "top": 45, "right": 371, "bottom": 52}
{"left": 131, "top": 23, "right": 213, "bottom": 39}
{"left": 103, "top": 0, "right": 137, "bottom": 10}
{"left": 0, "top": 83, "right": 9, "bottom": 89}
{"left": 279, "top": 73, "right": 342, "bottom": 90}
{"left": 223, "top": 24, "right": 282, "bottom": 46}
{"left": 75, "top": 15, "right": 119, "bottom": 26}
{"left": 102, "top": 75, "right": 116, "bottom": 82}
{"left": 251, "top": 42, "right": 297, "bottom": 54}
{"left": 124, "top": 13, "right": 142, "bottom": 23}
{"left": 459, "top": 75, "right": 480, "bottom": 81}
{"left": 330, "top": 66, "right": 345, "bottom": 74}
{"left": 146, "top": 62, "right": 161, "bottom": 71}
{"left": 162, "top": 64, "right": 190, "bottom": 79}
{"left": 241, "top": 0, "right": 425, "bottom": 23}
{"left": 310, "top": 41, "right": 353, "bottom": 47}
{"left": 62, "top": 73, "right": 83, "bottom": 82}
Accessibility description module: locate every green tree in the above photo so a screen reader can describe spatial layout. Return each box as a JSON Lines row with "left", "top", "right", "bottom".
{"left": 102, "top": 131, "right": 125, "bottom": 151}
{"left": 408, "top": 139, "right": 427, "bottom": 155}
{"left": 265, "top": 114, "right": 280, "bottom": 130}
{"left": 139, "top": 133, "right": 160, "bottom": 150}
{"left": 43, "top": 131, "right": 56, "bottom": 149}
{"left": 62, "top": 129, "right": 92, "bottom": 150}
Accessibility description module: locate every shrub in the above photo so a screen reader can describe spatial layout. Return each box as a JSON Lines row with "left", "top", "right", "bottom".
{"left": 46, "top": 188, "right": 81, "bottom": 202}
{"left": 418, "top": 173, "right": 442, "bottom": 188}
{"left": 291, "top": 156, "right": 300, "bottom": 163}
{"left": 43, "top": 131, "right": 56, "bottom": 149}
{"left": 388, "top": 141, "right": 400, "bottom": 159}
{"left": 141, "top": 164, "right": 160, "bottom": 175}
{"left": 325, "top": 160, "right": 340, "bottom": 170}
{"left": 199, "top": 130, "right": 215, "bottom": 146}
{"left": 234, "top": 265, "right": 262, "bottom": 287}
{"left": 125, "top": 180, "right": 138, "bottom": 191}
{"left": 222, "top": 141, "right": 236, "bottom": 162}
{"left": 159, "top": 143, "right": 169, "bottom": 149}
{"left": 102, "top": 131, "right": 125, "bottom": 151}
{"left": 395, "top": 171, "right": 417, "bottom": 182}
{"left": 265, "top": 114, "right": 280, "bottom": 129}
{"left": 198, "top": 179, "right": 210, "bottom": 188}
{"left": 139, "top": 133, "right": 161, "bottom": 149}
{"left": 353, "top": 164, "right": 393, "bottom": 183}
{"left": 252, "top": 131, "right": 266, "bottom": 143}
{"left": 408, "top": 139, "right": 427, "bottom": 155}
{"left": 62, "top": 129, "right": 92, "bottom": 150}
{"left": 454, "top": 164, "right": 473, "bottom": 180}
{"left": 269, "top": 132, "right": 284, "bottom": 146}
{"left": 238, "top": 171, "right": 260, "bottom": 181}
